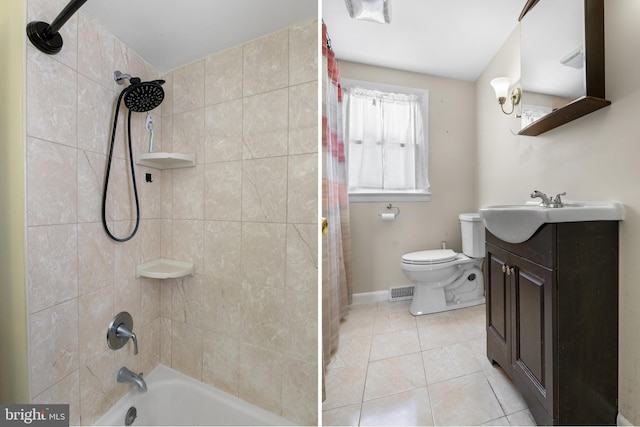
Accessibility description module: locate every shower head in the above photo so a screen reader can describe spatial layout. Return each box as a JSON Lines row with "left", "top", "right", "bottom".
{"left": 114, "top": 71, "right": 165, "bottom": 112}
{"left": 123, "top": 79, "right": 165, "bottom": 113}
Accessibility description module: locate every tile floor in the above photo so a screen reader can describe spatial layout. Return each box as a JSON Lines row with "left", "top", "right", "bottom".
{"left": 322, "top": 300, "right": 537, "bottom": 426}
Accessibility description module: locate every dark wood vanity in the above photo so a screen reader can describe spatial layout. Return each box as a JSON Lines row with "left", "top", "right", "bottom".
{"left": 485, "top": 222, "right": 618, "bottom": 425}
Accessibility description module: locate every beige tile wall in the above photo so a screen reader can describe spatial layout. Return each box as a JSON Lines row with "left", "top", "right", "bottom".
{"left": 157, "top": 20, "right": 319, "bottom": 426}
{"left": 24, "top": 0, "right": 318, "bottom": 424}
{"left": 26, "top": 2, "right": 163, "bottom": 425}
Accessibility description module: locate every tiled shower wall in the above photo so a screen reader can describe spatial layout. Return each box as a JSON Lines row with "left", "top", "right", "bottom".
{"left": 157, "top": 20, "right": 318, "bottom": 425}
{"left": 25, "top": 3, "right": 164, "bottom": 425}
{"left": 24, "top": 0, "right": 318, "bottom": 423}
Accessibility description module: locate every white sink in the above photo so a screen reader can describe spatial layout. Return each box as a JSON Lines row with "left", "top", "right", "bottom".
{"left": 479, "top": 201, "right": 624, "bottom": 244}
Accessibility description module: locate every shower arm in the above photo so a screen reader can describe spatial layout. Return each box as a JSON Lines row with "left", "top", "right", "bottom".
{"left": 114, "top": 71, "right": 133, "bottom": 85}
{"left": 26, "top": 0, "right": 88, "bottom": 55}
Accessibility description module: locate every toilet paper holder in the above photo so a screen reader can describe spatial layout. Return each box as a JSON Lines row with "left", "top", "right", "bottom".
{"left": 378, "top": 204, "right": 400, "bottom": 220}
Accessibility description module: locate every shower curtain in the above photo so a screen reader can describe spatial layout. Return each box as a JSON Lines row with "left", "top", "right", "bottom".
{"left": 321, "top": 22, "right": 352, "bottom": 400}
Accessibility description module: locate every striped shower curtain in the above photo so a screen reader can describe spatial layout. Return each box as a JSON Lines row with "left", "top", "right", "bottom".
{"left": 322, "top": 22, "right": 352, "bottom": 400}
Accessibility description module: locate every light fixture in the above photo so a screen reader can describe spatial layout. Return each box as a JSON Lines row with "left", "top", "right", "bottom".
{"left": 344, "top": 0, "right": 391, "bottom": 24}
{"left": 490, "top": 77, "right": 521, "bottom": 115}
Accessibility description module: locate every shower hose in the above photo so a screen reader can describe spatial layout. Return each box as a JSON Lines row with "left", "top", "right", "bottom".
{"left": 101, "top": 88, "right": 140, "bottom": 243}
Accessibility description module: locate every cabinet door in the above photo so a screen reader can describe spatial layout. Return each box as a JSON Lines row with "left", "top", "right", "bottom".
{"left": 510, "top": 254, "right": 554, "bottom": 418}
{"left": 485, "top": 244, "right": 511, "bottom": 371}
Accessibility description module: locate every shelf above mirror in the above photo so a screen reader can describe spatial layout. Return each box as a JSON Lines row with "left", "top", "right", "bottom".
{"left": 519, "top": 96, "right": 611, "bottom": 136}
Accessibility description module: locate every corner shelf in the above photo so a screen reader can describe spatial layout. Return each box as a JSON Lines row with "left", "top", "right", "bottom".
{"left": 135, "top": 259, "right": 194, "bottom": 279}
{"left": 136, "top": 152, "right": 196, "bottom": 169}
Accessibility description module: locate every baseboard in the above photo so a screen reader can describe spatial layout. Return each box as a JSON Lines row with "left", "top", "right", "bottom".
{"left": 352, "top": 290, "right": 388, "bottom": 305}
{"left": 617, "top": 412, "right": 633, "bottom": 426}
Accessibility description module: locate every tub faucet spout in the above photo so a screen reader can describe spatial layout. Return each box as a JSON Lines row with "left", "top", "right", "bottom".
{"left": 117, "top": 367, "right": 147, "bottom": 392}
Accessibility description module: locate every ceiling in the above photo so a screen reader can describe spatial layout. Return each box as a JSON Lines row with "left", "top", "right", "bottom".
{"left": 322, "top": 0, "right": 526, "bottom": 82}
{"left": 82, "top": 0, "right": 318, "bottom": 74}
{"left": 81, "top": 1, "right": 527, "bottom": 82}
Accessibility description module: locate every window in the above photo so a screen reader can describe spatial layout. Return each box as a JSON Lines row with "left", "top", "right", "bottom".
{"left": 342, "top": 79, "right": 430, "bottom": 202}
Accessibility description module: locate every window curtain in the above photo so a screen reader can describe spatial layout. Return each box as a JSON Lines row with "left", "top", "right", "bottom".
{"left": 321, "top": 22, "right": 352, "bottom": 400}
{"left": 343, "top": 87, "right": 428, "bottom": 192}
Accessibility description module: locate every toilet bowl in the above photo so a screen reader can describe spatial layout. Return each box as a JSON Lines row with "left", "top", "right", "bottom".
{"left": 401, "top": 213, "right": 485, "bottom": 316}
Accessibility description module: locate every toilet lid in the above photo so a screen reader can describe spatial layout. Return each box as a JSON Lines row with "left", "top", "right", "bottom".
{"left": 402, "top": 249, "right": 458, "bottom": 265}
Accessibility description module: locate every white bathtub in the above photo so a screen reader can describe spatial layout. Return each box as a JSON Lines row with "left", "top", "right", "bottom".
{"left": 94, "top": 365, "right": 296, "bottom": 426}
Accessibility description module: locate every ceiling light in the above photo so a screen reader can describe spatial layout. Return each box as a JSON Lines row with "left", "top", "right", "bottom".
{"left": 344, "top": 0, "right": 391, "bottom": 24}
{"left": 490, "top": 77, "right": 521, "bottom": 115}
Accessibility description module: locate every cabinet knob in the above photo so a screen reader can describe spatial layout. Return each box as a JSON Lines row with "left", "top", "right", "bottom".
{"left": 509, "top": 267, "right": 515, "bottom": 276}
{"left": 502, "top": 265, "right": 507, "bottom": 273}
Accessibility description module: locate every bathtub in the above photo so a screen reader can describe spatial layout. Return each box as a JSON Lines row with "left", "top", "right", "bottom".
{"left": 94, "top": 365, "right": 295, "bottom": 426}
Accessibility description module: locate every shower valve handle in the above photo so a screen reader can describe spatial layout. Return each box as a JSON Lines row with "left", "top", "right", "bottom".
{"left": 107, "top": 311, "right": 139, "bottom": 356}
{"left": 116, "top": 324, "right": 138, "bottom": 355}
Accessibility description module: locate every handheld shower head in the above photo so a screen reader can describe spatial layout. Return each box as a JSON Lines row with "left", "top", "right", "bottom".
{"left": 123, "top": 80, "right": 165, "bottom": 112}
{"left": 114, "top": 71, "right": 164, "bottom": 112}
{"left": 103, "top": 73, "right": 166, "bottom": 242}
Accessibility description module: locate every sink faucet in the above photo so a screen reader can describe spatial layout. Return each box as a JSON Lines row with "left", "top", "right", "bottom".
{"left": 117, "top": 367, "right": 147, "bottom": 392}
{"left": 552, "top": 192, "right": 566, "bottom": 208}
{"left": 531, "top": 190, "right": 553, "bottom": 207}
{"left": 530, "top": 190, "right": 566, "bottom": 208}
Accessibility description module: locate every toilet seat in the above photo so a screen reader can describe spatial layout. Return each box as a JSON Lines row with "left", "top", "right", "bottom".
{"left": 402, "top": 249, "right": 458, "bottom": 265}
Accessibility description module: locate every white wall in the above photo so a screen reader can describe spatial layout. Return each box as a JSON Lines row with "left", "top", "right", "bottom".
{"left": 476, "top": 0, "right": 640, "bottom": 423}
{"left": 338, "top": 61, "right": 478, "bottom": 294}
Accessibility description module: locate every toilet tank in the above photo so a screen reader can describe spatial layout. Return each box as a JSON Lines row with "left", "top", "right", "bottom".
{"left": 459, "top": 213, "right": 484, "bottom": 258}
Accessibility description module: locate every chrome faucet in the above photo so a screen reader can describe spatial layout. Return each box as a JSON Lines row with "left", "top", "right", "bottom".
{"left": 531, "top": 190, "right": 566, "bottom": 208}
{"left": 552, "top": 192, "right": 566, "bottom": 208}
{"left": 531, "top": 190, "right": 552, "bottom": 207}
{"left": 117, "top": 367, "right": 147, "bottom": 392}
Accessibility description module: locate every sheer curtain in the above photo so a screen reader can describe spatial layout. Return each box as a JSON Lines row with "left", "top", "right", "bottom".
{"left": 321, "top": 22, "right": 352, "bottom": 400}
{"left": 343, "top": 87, "right": 428, "bottom": 192}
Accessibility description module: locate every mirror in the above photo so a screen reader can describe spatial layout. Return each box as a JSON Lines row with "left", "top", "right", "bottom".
{"left": 518, "top": 0, "right": 610, "bottom": 136}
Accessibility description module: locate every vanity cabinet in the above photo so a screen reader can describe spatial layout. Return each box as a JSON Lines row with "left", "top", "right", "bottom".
{"left": 485, "top": 221, "right": 618, "bottom": 425}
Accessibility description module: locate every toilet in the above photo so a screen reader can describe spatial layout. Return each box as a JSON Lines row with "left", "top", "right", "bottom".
{"left": 401, "top": 213, "right": 485, "bottom": 316}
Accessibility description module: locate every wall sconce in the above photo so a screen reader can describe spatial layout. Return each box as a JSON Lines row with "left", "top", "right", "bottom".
{"left": 344, "top": 0, "right": 391, "bottom": 24}
{"left": 490, "top": 77, "right": 521, "bottom": 115}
